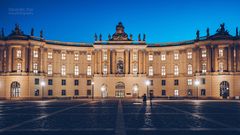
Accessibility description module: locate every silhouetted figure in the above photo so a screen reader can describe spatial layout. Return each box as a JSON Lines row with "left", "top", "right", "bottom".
{"left": 142, "top": 93, "right": 147, "bottom": 103}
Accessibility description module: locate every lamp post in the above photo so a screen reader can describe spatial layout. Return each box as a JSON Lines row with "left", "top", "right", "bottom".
{"left": 194, "top": 80, "right": 200, "bottom": 99}
{"left": 41, "top": 80, "right": 45, "bottom": 100}
{"left": 145, "top": 80, "right": 150, "bottom": 98}
{"left": 91, "top": 82, "right": 94, "bottom": 101}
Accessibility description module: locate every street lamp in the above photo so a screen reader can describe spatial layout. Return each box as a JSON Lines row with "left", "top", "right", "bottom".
{"left": 145, "top": 80, "right": 150, "bottom": 98}
{"left": 91, "top": 82, "right": 94, "bottom": 101}
{"left": 194, "top": 80, "right": 200, "bottom": 99}
{"left": 41, "top": 80, "right": 45, "bottom": 100}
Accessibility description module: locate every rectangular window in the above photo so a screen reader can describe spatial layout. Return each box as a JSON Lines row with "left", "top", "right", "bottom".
{"left": 74, "top": 65, "right": 79, "bottom": 76}
{"left": 133, "top": 52, "right": 138, "bottom": 61}
{"left": 17, "top": 63, "right": 21, "bottom": 72}
{"left": 61, "top": 52, "right": 66, "bottom": 60}
{"left": 149, "top": 54, "right": 153, "bottom": 61}
{"left": 33, "top": 50, "right": 38, "bottom": 58}
{"left": 62, "top": 79, "right": 66, "bottom": 85}
{"left": 174, "top": 65, "right": 179, "bottom": 76}
{"left": 174, "top": 79, "right": 179, "bottom": 86}
{"left": 103, "top": 64, "right": 107, "bottom": 75}
{"left": 202, "top": 63, "right": 207, "bottom": 73}
{"left": 162, "top": 90, "right": 166, "bottom": 96}
{"left": 133, "top": 64, "right": 138, "bottom": 74}
{"left": 174, "top": 52, "right": 179, "bottom": 60}
{"left": 33, "top": 63, "right": 38, "bottom": 73}
{"left": 201, "top": 89, "right": 206, "bottom": 96}
{"left": 174, "top": 90, "right": 179, "bottom": 96}
{"left": 219, "top": 48, "right": 224, "bottom": 57}
{"left": 149, "top": 66, "right": 153, "bottom": 76}
{"left": 74, "top": 80, "right": 79, "bottom": 86}
{"left": 103, "top": 51, "right": 107, "bottom": 61}
{"left": 16, "top": 49, "right": 22, "bottom": 58}
{"left": 187, "top": 64, "right": 192, "bottom": 75}
{"left": 87, "top": 66, "right": 91, "bottom": 76}
{"left": 61, "top": 90, "right": 66, "bottom": 96}
{"left": 202, "top": 78, "right": 206, "bottom": 85}
{"left": 202, "top": 49, "right": 207, "bottom": 58}
{"left": 187, "top": 51, "right": 192, "bottom": 59}
{"left": 150, "top": 80, "right": 153, "bottom": 86}
{"left": 161, "top": 66, "right": 166, "bottom": 76}
{"left": 61, "top": 65, "right": 66, "bottom": 76}
{"left": 74, "top": 90, "right": 79, "bottom": 96}
{"left": 87, "top": 90, "right": 91, "bottom": 96}
{"left": 187, "top": 79, "right": 192, "bottom": 85}
{"left": 48, "top": 79, "right": 53, "bottom": 85}
{"left": 161, "top": 53, "right": 166, "bottom": 61}
{"left": 48, "top": 90, "right": 53, "bottom": 96}
{"left": 74, "top": 53, "right": 79, "bottom": 61}
{"left": 48, "top": 52, "right": 53, "bottom": 59}
{"left": 48, "top": 64, "right": 53, "bottom": 75}
{"left": 87, "top": 54, "right": 91, "bottom": 61}
{"left": 219, "top": 62, "right": 224, "bottom": 72}
{"left": 87, "top": 80, "right": 91, "bottom": 85}
{"left": 35, "top": 78, "right": 39, "bottom": 85}
{"left": 162, "top": 80, "right": 166, "bottom": 86}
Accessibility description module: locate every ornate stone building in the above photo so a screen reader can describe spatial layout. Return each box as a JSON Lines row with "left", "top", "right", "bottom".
{"left": 0, "top": 22, "right": 240, "bottom": 99}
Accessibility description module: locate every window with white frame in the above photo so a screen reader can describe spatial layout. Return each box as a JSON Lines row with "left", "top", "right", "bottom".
{"left": 16, "top": 49, "right": 22, "bottom": 58}
{"left": 174, "top": 89, "right": 179, "bottom": 96}
{"left": 103, "top": 51, "right": 107, "bottom": 61}
{"left": 202, "top": 49, "right": 207, "bottom": 58}
{"left": 187, "top": 51, "right": 192, "bottom": 59}
{"left": 33, "top": 50, "right": 38, "bottom": 58}
{"left": 174, "top": 52, "right": 179, "bottom": 60}
{"left": 17, "top": 63, "right": 21, "bottom": 72}
{"left": 149, "top": 66, "right": 153, "bottom": 76}
{"left": 133, "top": 52, "right": 138, "bottom": 61}
{"left": 87, "top": 66, "right": 91, "bottom": 75}
{"left": 161, "top": 53, "right": 166, "bottom": 61}
{"left": 161, "top": 66, "right": 166, "bottom": 76}
{"left": 48, "top": 52, "right": 53, "bottom": 59}
{"left": 87, "top": 54, "right": 91, "bottom": 61}
{"left": 103, "top": 64, "right": 107, "bottom": 75}
{"left": 48, "top": 64, "right": 53, "bottom": 75}
{"left": 133, "top": 63, "right": 138, "bottom": 74}
{"left": 219, "top": 62, "right": 224, "bottom": 72}
{"left": 187, "top": 64, "right": 192, "bottom": 75}
{"left": 219, "top": 48, "right": 224, "bottom": 57}
{"left": 74, "top": 53, "right": 79, "bottom": 61}
{"left": 174, "top": 65, "right": 179, "bottom": 76}
{"left": 187, "top": 79, "right": 192, "bottom": 85}
{"left": 33, "top": 63, "right": 38, "bottom": 73}
{"left": 202, "top": 63, "right": 207, "bottom": 73}
{"left": 74, "top": 65, "right": 79, "bottom": 76}
{"left": 149, "top": 54, "right": 153, "bottom": 61}
{"left": 61, "top": 53, "right": 66, "bottom": 60}
{"left": 61, "top": 65, "right": 66, "bottom": 76}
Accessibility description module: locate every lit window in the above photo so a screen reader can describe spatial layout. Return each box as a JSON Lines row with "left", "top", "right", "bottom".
{"left": 133, "top": 63, "right": 138, "bottom": 74}
{"left": 87, "top": 54, "right": 91, "bottom": 61}
{"left": 174, "top": 90, "right": 179, "bottom": 96}
{"left": 174, "top": 65, "right": 179, "bottom": 76}
{"left": 149, "top": 66, "right": 153, "bottom": 76}
{"left": 187, "top": 79, "right": 192, "bottom": 85}
{"left": 187, "top": 64, "right": 192, "bottom": 75}
{"left": 74, "top": 53, "right": 79, "bottom": 61}
{"left": 149, "top": 54, "right": 153, "bottom": 61}
{"left": 187, "top": 51, "right": 192, "bottom": 59}
{"left": 33, "top": 50, "right": 38, "bottom": 58}
{"left": 87, "top": 66, "right": 91, "bottom": 75}
{"left": 16, "top": 49, "right": 21, "bottom": 58}
{"left": 33, "top": 63, "right": 38, "bottom": 73}
{"left": 202, "top": 49, "right": 207, "bottom": 58}
{"left": 202, "top": 63, "right": 207, "bottom": 73}
{"left": 219, "top": 48, "right": 224, "bottom": 57}
{"left": 17, "top": 63, "right": 21, "bottom": 72}
{"left": 174, "top": 52, "right": 179, "bottom": 60}
{"left": 161, "top": 66, "right": 166, "bottom": 76}
{"left": 103, "top": 51, "right": 107, "bottom": 61}
{"left": 61, "top": 65, "right": 66, "bottom": 76}
{"left": 74, "top": 65, "right": 79, "bottom": 76}
{"left": 161, "top": 53, "right": 166, "bottom": 61}
{"left": 48, "top": 52, "right": 53, "bottom": 59}
{"left": 219, "top": 62, "right": 224, "bottom": 72}
{"left": 48, "top": 64, "right": 53, "bottom": 75}
{"left": 133, "top": 52, "right": 138, "bottom": 61}
{"left": 61, "top": 53, "right": 66, "bottom": 60}
{"left": 103, "top": 64, "right": 107, "bottom": 75}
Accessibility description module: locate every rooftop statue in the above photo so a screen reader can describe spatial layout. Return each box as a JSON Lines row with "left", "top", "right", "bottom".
{"left": 111, "top": 22, "right": 129, "bottom": 41}
{"left": 10, "top": 24, "right": 24, "bottom": 36}
{"left": 94, "top": 33, "right": 98, "bottom": 41}
{"left": 31, "top": 28, "right": 34, "bottom": 36}
{"left": 40, "top": 30, "right": 43, "bottom": 38}
{"left": 206, "top": 28, "right": 210, "bottom": 37}
{"left": 196, "top": 30, "right": 200, "bottom": 40}
{"left": 216, "top": 23, "right": 229, "bottom": 35}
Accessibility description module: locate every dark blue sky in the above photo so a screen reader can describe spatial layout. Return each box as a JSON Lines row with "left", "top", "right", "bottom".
{"left": 0, "top": 0, "right": 240, "bottom": 43}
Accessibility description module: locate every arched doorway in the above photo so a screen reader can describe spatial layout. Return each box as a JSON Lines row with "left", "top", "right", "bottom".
{"left": 220, "top": 81, "right": 229, "bottom": 99}
{"left": 115, "top": 82, "right": 125, "bottom": 97}
{"left": 101, "top": 84, "right": 108, "bottom": 98}
{"left": 11, "top": 81, "right": 20, "bottom": 98}
{"left": 132, "top": 84, "right": 139, "bottom": 98}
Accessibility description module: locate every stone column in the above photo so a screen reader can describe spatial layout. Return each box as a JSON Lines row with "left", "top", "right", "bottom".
{"left": 195, "top": 47, "right": 200, "bottom": 73}
{"left": 107, "top": 50, "right": 111, "bottom": 74}
{"left": 8, "top": 47, "right": 12, "bottom": 72}
{"left": 129, "top": 49, "right": 133, "bottom": 74}
{"left": 94, "top": 50, "right": 98, "bottom": 74}
{"left": 214, "top": 46, "right": 219, "bottom": 72}
{"left": 40, "top": 47, "right": 44, "bottom": 73}
{"left": 138, "top": 50, "right": 142, "bottom": 74}
{"left": 124, "top": 50, "right": 129, "bottom": 74}
{"left": 112, "top": 50, "right": 116, "bottom": 74}
{"left": 207, "top": 46, "right": 211, "bottom": 72}
{"left": 143, "top": 51, "right": 146, "bottom": 74}
{"left": 227, "top": 45, "right": 233, "bottom": 72}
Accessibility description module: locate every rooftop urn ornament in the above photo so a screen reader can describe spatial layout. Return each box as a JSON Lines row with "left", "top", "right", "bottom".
{"left": 94, "top": 33, "right": 98, "bottom": 41}
{"left": 138, "top": 34, "right": 141, "bottom": 41}
{"left": 196, "top": 30, "right": 200, "bottom": 40}
{"left": 99, "top": 34, "right": 102, "bottom": 41}
{"left": 206, "top": 28, "right": 210, "bottom": 37}
{"left": 143, "top": 34, "right": 146, "bottom": 41}
{"left": 40, "top": 30, "right": 43, "bottom": 38}
{"left": 31, "top": 28, "right": 34, "bottom": 36}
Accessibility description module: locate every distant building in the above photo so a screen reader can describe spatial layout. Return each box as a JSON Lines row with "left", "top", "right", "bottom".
{"left": 0, "top": 22, "right": 239, "bottom": 99}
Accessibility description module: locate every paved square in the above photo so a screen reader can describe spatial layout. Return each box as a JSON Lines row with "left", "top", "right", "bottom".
{"left": 0, "top": 99, "right": 240, "bottom": 135}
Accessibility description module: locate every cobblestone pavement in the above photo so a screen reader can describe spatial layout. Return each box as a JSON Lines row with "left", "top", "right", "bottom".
{"left": 0, "top": 99, "right": 240, "bottom": 135}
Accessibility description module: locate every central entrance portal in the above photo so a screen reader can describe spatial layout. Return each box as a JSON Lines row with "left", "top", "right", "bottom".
{"left": 115, "top": 82, "right": 125, "bottom": 97}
